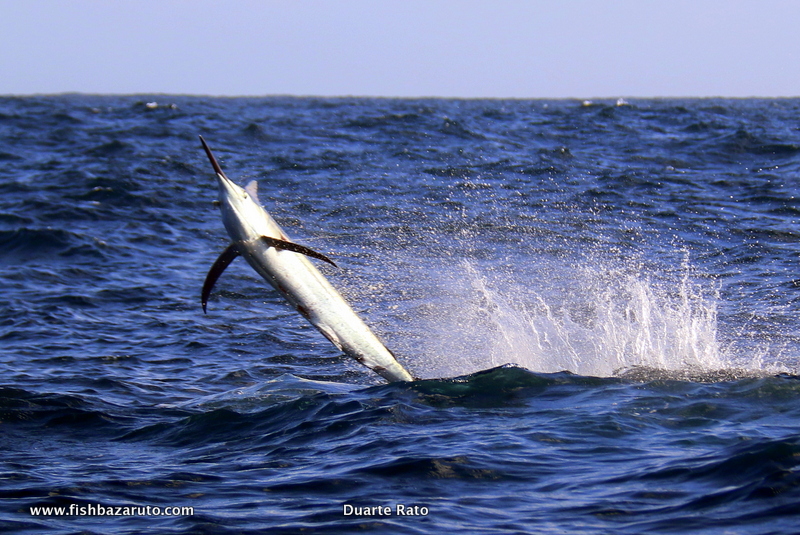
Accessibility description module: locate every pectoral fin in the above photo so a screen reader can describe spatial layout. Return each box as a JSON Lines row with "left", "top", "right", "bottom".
{"left": 202, "top": 243, "right": 240, "bottom": 313}
{"left": 261, "top": 236, "right": 337, "bottom": 267}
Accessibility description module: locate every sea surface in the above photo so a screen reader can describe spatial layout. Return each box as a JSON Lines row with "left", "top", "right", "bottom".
{"left": 1, "top": 96, "right": 800, "bottom": 534}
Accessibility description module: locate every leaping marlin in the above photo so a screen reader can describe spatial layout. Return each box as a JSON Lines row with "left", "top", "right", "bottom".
{"left": 199, "top": 136, "right": 414, "bottom": 383}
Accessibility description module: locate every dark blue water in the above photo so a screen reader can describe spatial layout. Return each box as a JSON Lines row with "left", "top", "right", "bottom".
{"left": 2, "top": 96, "right": 800, "bottom": 534}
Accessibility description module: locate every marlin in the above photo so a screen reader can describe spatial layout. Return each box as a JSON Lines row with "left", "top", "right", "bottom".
{"left": 199, "top": 136, "right": 414, "bottom": 383}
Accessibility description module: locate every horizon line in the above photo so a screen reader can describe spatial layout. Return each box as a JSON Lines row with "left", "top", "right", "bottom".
{"left": 2, "top": 91, "right": 799, "bottom": 101}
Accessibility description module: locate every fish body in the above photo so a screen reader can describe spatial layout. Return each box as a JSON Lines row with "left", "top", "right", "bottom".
{"left": 200, "top": 136, "right": 413, "bottom": 383}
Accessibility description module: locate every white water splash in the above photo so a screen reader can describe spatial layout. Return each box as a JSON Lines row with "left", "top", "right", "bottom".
{"left": 409, "top": 259, "right": 732, "bottom": 378}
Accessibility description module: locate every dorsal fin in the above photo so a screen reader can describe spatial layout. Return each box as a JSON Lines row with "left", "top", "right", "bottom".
{"left": 245, "top": 180, "right": 261, "bottom": 204}
{"left": 201, "top": 243, "right": 240, "bottom": 313}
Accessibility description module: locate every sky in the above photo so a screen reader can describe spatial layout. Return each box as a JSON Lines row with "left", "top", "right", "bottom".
{"left": 1, "top": 0, "right": 799, "bottom": 99}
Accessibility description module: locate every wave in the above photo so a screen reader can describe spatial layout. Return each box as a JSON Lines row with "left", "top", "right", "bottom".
{"left": 0, "top": 227, "right": 109, "bottom": 260}
{"left": 4, "top": 364, "right": 800, "bottom": 533}
{"left": 106, "top": 366, "right": 800, "bottom": 446}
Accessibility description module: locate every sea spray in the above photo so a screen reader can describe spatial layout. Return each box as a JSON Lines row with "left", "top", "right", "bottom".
{"left": 411, "top": 259, "right": 727, "bottom": 378}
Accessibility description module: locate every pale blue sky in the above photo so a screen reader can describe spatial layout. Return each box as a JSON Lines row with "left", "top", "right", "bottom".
{"left": 2, "top": 0, "right": 798, "bottom": 98}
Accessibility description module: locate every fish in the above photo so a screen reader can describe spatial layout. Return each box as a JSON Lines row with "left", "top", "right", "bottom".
{"left": 199, "top": 136, "right": 414, "bottom": 383}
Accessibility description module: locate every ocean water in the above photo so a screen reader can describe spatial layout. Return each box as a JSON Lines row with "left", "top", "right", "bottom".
{"left": 1, "top": 95, "right": 800, "bottom": 534}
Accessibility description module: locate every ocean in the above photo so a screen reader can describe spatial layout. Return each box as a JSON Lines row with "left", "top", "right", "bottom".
{"left": 1, "top": 95, "right": 799, "bottom": 534}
